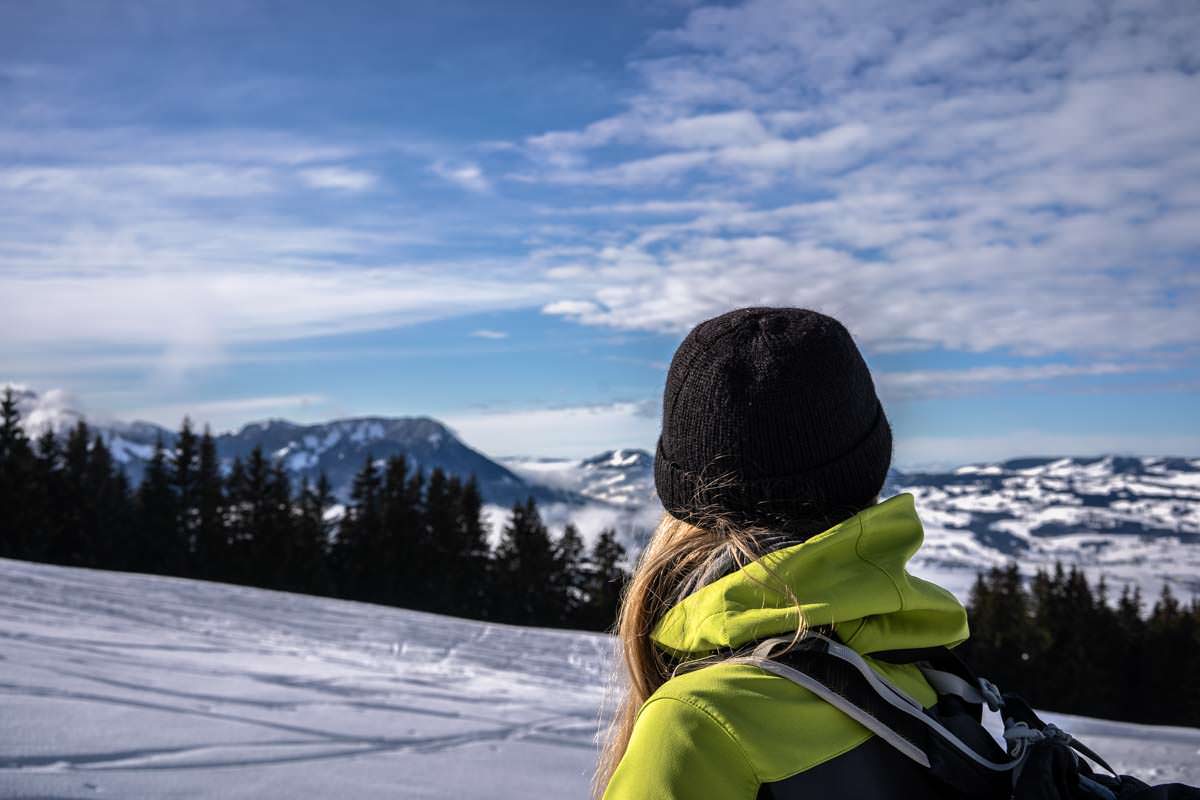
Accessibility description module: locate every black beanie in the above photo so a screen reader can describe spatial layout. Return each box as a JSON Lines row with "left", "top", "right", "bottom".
{"left": 654, "top": 307, "right": 892, "bottom": 533}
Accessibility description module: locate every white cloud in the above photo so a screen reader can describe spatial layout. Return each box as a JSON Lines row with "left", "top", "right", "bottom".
{"left": 521, "top": 0, "right": 1200, "bottom": 359}
{"left": 0, "top": 163, "right": 280, "bottom": 198}
{"left": 0, "top": 121, "right": 558, "bottom": 380}
{"left": 431, "top": 160, "right": 491, "bottom": 193}
{"left": 5, "top": 0, "right": 1199, "bottom": 418}
{"left": 877, "top": 362, "right": 1164, "bottom": 400}
{"left": 298, "top": 166, "right": 377, "bottom": 191}
{"left": 0, "top": 268, "right": 554, "bottom": 380}
{"left": 542, "top": 299, "right": 603, "bottom": 317}
{"left": 540, "top": 199, "right": 746, "bottom": 216}
{"left": 6, "top": 385, "right": 87, "bottom": 435}
{"left": 647, "top": 110, "right": 770, "bottom": 148}
{"left": 126, "top": 393, "right": 329, "bottom": 431}
{"left": 469, "top": 329, "right": 508, "bottom": 340}
{"left": 445, "top": 402, "right": 660, "bottom": 459}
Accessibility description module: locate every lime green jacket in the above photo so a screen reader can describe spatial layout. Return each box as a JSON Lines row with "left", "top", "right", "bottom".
{"left": 603, "top": 493, "right": 969, "bottom": 799}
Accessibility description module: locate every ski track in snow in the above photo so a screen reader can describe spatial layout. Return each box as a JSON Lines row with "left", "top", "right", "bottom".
{"left": 2, "top": 558, "right": 1198, "bottom": 799}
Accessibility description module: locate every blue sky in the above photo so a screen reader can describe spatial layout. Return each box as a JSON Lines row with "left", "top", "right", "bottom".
{"left": 2, "top": 0, "right": 1199, "bottom": 465}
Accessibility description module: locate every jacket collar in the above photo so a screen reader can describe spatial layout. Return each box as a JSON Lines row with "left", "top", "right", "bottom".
{"left": 650, "top": 493, "right": 969, "bottom": 657}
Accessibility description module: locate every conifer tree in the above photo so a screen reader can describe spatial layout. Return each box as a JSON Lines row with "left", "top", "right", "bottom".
{"left": 104, "top": 468, "right": 136, "bottom": 569}
{"left": 0, "top": 387, "right": 23, "bottom": 461}
{"left": 222, "top": 457, "right": 249, "bottom": 583}
{"left": 492, "top": 497, "right": 559, "bottom": 625}
{"left": 1113, "top": 584, "right": 1146, "bottom": 719}
{"left": 137, "top": 436, "right": 182, "bottom": 575}
{"left": 582, "top": 528, "right": 628, "bottom": 631}
{"left": 0, "top": 388, "right": 36, "bottom": 559}
{"left": 233, "top": 446, "right": 272, "bottom": 585}
{"left": 451, "top": 476, "right": 492, "bottom": 618}
{"left": 171, "top": 419, "right": 199, "bottom": 573}
{"left": 193, "top": 427, "right": 225, "bottom": 579}
{"left": 251, "top": 461, "right": 294, "bottom": 589}
{"left": 378, "top": 456, "right": 417, "bottom": 606}
{"left": 30, "top": 427, "right": 64, "bottom": 564}
{"left": 84, "top": 433, "right": 123, "bottom": 568}
{"left": 404, "top": 466, "right": 428, "bottom": 580}
{"left": 335, "top": 455, "right": 384, "bottom": 601}
{"left": 295, "top": 474, "right": 333, "bottom": 593}
{"left": 1145, "top": 584, "right": 1199, "bottom": 723}
{"left": 552, "top": 523, "right": 586, "bottom": 627}
{"left": 422, "top": 467, "right": 459, "bottom": 611}
{"left": 51, "top": 420, "right": 93, "bottom": 566}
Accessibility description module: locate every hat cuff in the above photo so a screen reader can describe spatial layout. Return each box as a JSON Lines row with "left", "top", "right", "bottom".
{"left": 655, "top": 401, "right": 892, "bottom": 530}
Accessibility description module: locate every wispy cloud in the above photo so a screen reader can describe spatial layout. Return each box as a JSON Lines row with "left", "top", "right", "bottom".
{"left": 2, "top": 0, "right": 1197, "bottom": 446}
{"left": 431, "top": 160, "right": 491, "bottom": 193}
{"left": 877, "top": 362, "right": 1166, "bottom": 400}
{"left": 469, "top": 329, "right": 509, "bottom": 340}
{"left": 1, "top": 269, "right": 550, "bottom": 355}
{"left": 127, "top": 394, "right": 329, "bottom": 430}
{"left": 0, "top": 122, "right": 543, "bottom": 381}
{"left": 445, "top": 401, "right": 660, "bottom": 458}
{"left": 523, "top": 0, "right": 1200, "bottom": 360}
{"left": 298, "top": 166, "right": 378, "bottom": 191}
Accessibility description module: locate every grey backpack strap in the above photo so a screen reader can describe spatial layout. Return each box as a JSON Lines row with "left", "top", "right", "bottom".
{"left": 731, "top": 634, "right": 1023, "bottom": 798}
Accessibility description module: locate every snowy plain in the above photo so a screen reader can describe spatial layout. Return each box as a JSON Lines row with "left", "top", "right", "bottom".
{"left": 2, "top": 557, "right": 1198, "bottom": 799}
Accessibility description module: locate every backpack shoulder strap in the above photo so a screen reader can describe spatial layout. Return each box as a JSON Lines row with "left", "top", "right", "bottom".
{"left": 871, "top": 643, "right": 998, "bottom": 719}
{"left": 735, "top": 634, "right": 1121, "bottom": 797}
{"left": 873, "top": 642, "right": 1118, "bottom": 780}
{"left": 730, "top": 634, "right": 1018, "bottom": 797}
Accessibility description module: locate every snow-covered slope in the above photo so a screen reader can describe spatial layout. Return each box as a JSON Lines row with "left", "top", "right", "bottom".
{"left": 500, "top": 449, "right": 660, "bottom": 548}
{"left": 504, "top": 450, "right": 1200, "bottom": 602}
{"left": 1, "top": 558, "right": 1197, "bottom": 798}
{"left": 890, "top": 456, "right": 1200, "bottom": 600}
{"left": 500, "top": 449, "right": 655, "bottom": 509}
{"left": 0, "top": 557, "right": 611, "bottom": 799}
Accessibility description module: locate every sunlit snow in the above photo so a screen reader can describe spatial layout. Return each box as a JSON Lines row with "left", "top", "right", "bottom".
{"left": 2, "top": 558, "right": 1198, "bottom": 799}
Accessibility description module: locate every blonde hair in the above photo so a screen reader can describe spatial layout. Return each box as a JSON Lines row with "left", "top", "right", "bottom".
{"left": 591, "top": 509, "right": 808, "bottom": 798}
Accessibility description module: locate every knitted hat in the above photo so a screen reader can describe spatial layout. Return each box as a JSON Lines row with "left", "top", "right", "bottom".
{"left": 654, "top": 307, "right": 892, "bottom": 533}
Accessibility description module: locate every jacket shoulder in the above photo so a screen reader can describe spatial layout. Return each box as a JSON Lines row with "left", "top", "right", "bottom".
{"left": 649, "top": 657, "right": 937, "bottom": 783}
{"left": 603, "top": 693, "right": 759, "bottom": 799}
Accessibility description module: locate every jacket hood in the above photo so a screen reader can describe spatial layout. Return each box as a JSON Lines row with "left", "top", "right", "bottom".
{"left": 650, "top": 493, "right": 969, "bottom": 657}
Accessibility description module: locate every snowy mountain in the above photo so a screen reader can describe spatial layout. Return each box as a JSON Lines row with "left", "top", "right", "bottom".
{"left": 11, "top": 388, "right": 575, "bottom": 507}
{"left": 214, "top": 416, "right": 568, "bottom": 507}
{"left": 500, "top": 448, "right": 655, "bottom": 508}
{"left": 889, "top": 456, "right": 1200, "bottom": 601}
{"left": 2, "top": 556, "right": 1197, "bottom": 799}
{"left": 12, "top": 388, "right": 1200, "bottom": 598}
{"left": 508, "top": 449, "right": 1200, "bottom": 602}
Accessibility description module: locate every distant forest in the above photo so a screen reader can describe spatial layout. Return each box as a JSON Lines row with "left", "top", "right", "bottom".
{"left": 0, "top": 389, "right": 629, "bottom": 632}
{"left": 2, "top": 388, "right": 1198, "bottom": 727}
{"left": 961, "top": 563, "right": 1199, "bottom": 726}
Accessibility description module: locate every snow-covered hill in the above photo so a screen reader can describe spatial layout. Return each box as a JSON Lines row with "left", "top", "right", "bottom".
{"left": 500, "top": 449, "right": 655, "bottom": 509}
{"left": 0, "top": 557, "right": 611, "bottom": 799}
{"left": 505, "top": 450, "right": 1200, "bottom": 601}
{"left": 1, "top": 558, "right": 1197, "bottom": 799}
{"left": 891, "top": 456, "right": 1200, "bottom": 600}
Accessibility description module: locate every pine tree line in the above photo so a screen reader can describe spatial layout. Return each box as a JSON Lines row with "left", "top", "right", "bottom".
{"left": 0, "top": 388, "right": 629, "bottom": 632}
{"left": 961, "top": 562, "right": 1200, "bottom": 726}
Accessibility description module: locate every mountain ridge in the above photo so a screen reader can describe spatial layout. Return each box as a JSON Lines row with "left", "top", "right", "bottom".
{"left": 10, "top": 388, "right": 576, "bottom": 507}
{"left": 10, "top": 387, "right": 1200, "bottom": 601}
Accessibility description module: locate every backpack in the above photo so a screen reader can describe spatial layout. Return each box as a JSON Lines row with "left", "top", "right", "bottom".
{"left": 729, "top": 633, "right": 1200, "bottom": 800}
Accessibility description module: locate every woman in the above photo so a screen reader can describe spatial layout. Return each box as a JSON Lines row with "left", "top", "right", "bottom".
{"left": 596, "top": 307, "right": 968, "bottom": 799}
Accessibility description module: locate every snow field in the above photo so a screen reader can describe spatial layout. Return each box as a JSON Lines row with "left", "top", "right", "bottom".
{"left": 1, "top": 557, "right": 1197, "bottom": 799}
